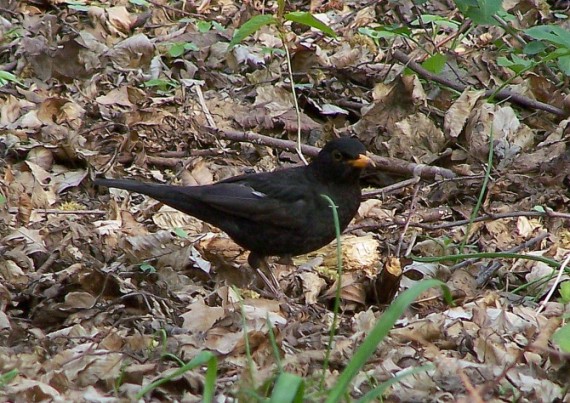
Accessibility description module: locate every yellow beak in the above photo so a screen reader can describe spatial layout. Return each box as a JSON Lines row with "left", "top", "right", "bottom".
{"left": 348, "top": 154, "right": 374, "bottom": 169}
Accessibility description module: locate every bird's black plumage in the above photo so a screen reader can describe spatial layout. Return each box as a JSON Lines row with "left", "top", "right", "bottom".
{"left": 94, "top": 137, "right": 372, "bottom": 269}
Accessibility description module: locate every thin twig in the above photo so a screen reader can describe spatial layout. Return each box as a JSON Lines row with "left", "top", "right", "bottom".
{"left": 281, "top": 33, "right": 308, "bottom": 166}
{"left": 396, "top": 180, "right": 421, "bottom": 256}
{"left": 363, "top": 176, "right": 421, "bottom": 198}
{"left": 458, "top": 368, "right": 486, "bottom": 403}
{"left": 194, "top": 83, "right": 217, "bottom": 128}
{"left": 410, "top": 210, "right": 570, "bottom": 230}
{"left": 101, "top": 125, "right": 458, "bottom": 180}
{"left": 536, "top": 253, "right": 570, "bottom": 314}
{"left": 7, "top": 208, "right": 107, "bottom": 215}
{"left": 473, "top": 231, "right": 549, "bottom": 286}
{"left": 36, "top": 233, "right": 73, "bottom": 274}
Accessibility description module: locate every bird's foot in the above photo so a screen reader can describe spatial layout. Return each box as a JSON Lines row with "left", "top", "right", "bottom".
{"left": 248, "top": 253, "right": 287, "bottom": 299}
{"left": 255, "top": 268, "right": 285, "bottom": 300}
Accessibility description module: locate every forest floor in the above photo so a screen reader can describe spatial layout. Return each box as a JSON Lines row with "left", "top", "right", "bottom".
{"left": 1, "top": 0, "right": 570, "bottom": 401}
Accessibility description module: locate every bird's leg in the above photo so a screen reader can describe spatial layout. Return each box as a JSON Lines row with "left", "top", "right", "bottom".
{"left": 275, "top": 255, "right": 294, "bottom": 265}
{"left": 248, "top": 253, "right": 284, "bottom": 298}
{"left": 255, "top": 268, "right": 280, "bottom": 296}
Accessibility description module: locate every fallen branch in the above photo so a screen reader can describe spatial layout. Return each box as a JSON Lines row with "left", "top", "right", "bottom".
{"left": 392, "top": 49, "right": 566, "bottom": 117}
{"left": 104, "top": 126, "right": 457, "bottom": 180}
{"left": 207, "top": 127, "right": 457, "bottom": 180}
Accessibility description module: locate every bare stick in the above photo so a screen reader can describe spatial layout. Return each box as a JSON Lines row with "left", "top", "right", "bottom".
{"left": 392, "top": 50, "right": 566, "bottom": 117}
{"left": 208, "top": 127, "right": 457, "bottom": 180}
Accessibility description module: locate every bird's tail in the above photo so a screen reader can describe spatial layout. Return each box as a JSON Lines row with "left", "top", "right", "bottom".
{"left": 94, "top": 178, "right": 172, "bottom": 196}
{"left": 93, "top": 178, "right": 201, "bottom": 216}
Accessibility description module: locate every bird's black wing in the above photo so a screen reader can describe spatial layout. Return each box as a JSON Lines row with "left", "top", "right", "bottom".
{"left": 193, "top": 168, "right": 314, "bottom": 229}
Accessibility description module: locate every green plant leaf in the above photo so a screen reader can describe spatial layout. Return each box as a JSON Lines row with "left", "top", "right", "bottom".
{"left": 358, "top": 27, "right": 398, "bottom": 41}
{"left": 0, "top": 369, "right": 18, "bottom": 388}
{"left": 197, "top": 21, "right": 212, "bottom": 33}
{"left": 532, "top": 205, "right": 546, "bottom": 213}
{"left": 65, "top": 1, "right": 90, "bottom": 12}
{"left": 552, "top": 323, "right": 570, "bottom": 353}
{"left": 525, "top": 25, "right": 570, "bottom": 49}
{"left": 559, "top": 281, "right": 570, "bottom": 303}
{"left": 270, "top": 372, "right": 305, "bottom": 403}
{"left": 169, "top": 43, "right": 186, "bottom": 57}
{"left": 557, "top": 54, "right": 570, "bottom": 75}
{"left": 455, "top": 0, "right": 503, "bottom": 26}
{"left": 497, "top": 55, "right": 533, "bottom": 74}
{"left": 284, "top": 12, "right": 337, "bottom": 38}
{"left": 229, "top": 15, "right": 278, "bottom": 49}
{"left": 139, "top": 263, "right": 156, "bottom": 273}
{"left": 413, "top": 251, "right": 559, "bottom": 269}
{"left": 143, "top": 79, "right": 178, "bottom": 92}
{"left": 411, "top": 14, "right": 460, "bottom": 29}
{"left": 358, "top": 25, "right": 412, "bottom": 44}
{"left": 129, "top": 0, "right": 150, "bottom": 6}
{"left": 186, "top": 43, "right": 199, "bottom": 51}
{"left": 319, "top": 194, "right": 344, "bottom": 390}
{"left": 421, "top": 53, "right": 447, "bottom": 74}
{"left": 212, "top": 21, "right": 225, "bottom": 31}
{"left": 173, "top": 227, "right": 188, "bottom": 239}
{"left": 523, "top": 40, "right": 547, "bottom": 55}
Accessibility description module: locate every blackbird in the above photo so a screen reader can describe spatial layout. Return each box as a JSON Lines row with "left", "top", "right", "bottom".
{"left": 94, "top": 137, "right": 372, "bottom": 270}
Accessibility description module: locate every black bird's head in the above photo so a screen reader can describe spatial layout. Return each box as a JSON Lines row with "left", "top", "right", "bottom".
{"left": 311, "top": 137, "right": 373, "bottom": 183}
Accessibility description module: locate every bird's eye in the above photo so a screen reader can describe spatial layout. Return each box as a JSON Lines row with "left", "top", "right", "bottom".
{"left": 331, "top": 149, "right": 343, "bottom": 161}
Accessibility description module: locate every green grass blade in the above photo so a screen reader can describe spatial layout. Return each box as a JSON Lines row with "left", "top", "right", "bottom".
{"left": 325, "top": 279, "right": 451, "bottom": 403}
{"left": 357, "top": 364, "right": 434, "bottom": 402}
{"left": 270, "top": 372, "right": 305, "bottom": 403}
{"left": 0, "top": 369, "right": 18, "bottom": 388}
{"left": 136, "top": 350, "right": 217, "bottom": 401}
{"left": 320, "top": 194, "right": 343, "bottom": 389}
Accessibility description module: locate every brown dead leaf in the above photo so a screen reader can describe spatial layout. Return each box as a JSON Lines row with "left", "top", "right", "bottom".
{"left": 464, "top": 102, "right": 493, "bottom": 161}
{"left": 181, "top": 300, "right": 225, "bottom": 333}
{"left": 107, "top": 6, "right": 135, "bottom": 34}
{"left": 299, "top": 271, "right": 326, "bottom": 304}
{"left": 323, "top": 272, "right": 366, "bottom": 306}
{"left": 96, "top": 86, "right": 135, "bottom": 107}
{"left": 3, "top": 1, "right": 570, "bottom": 400}
{"left": 444, "top": 89, "right": 485, "bottom": 140}
{"left": 329, "top": 43, "right": 364, "bottom": 69}
{"left": 26, "top": 147, "right": 54, "bottom": 171}
{"left": 205, "top": 326, "right": 244, "bottom": 354}
{"left": 107, "top": 34, "right": 154, "bottom": 69}
{"left": 0, "top": 95, "right": 23, "bottom": 126}
{"left": 61, "top": 291, "right": 96, "bottom": 310}
{"left": 5, "top": 378, "right": 61, "bottom": 401}
{"left": 448, "top": 269, "right": 477, "bottom": 299}
{"left": 152, "top": 205, "right": 205, "bottom": 233}
{"left": 390, "top": 113, "right": 446, "bottom": 164}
